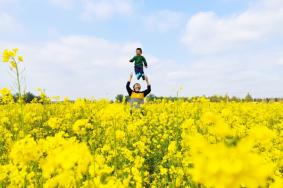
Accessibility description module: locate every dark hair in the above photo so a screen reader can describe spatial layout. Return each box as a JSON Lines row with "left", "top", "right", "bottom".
{"left": 136, "top": 48, "right": 142, "bottom": 53}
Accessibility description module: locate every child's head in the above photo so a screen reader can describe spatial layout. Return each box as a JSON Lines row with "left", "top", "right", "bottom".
{"left": 133, "top": 83, "right": 141, "bottom": 92}
{"left": 136, "top": 48, "right": 142, "bottom": 55}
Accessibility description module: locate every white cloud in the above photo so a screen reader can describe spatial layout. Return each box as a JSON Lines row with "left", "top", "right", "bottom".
{"left": 178, "top": 0, "right": 283, "bottom": 97}
{"left": 182, "top": 0, "right": 283, "bottom": 54}
{"left": 1, "top": 34, "right": 283, "bottom": 99}
{"left": 0, "top": 35, "right": 188, "bottom": 99}
{"left": 276, "top": 57, "right": 283, "bottom": 65}
{"left": 0, "top": 36, "right": 142, "bottom": 99}
{"left": 0, "top": 13, "right": 22, "bottom": 34}
{"left": 81, "top": 0, "right": 133, "bottom": 21}
{"left": 144, "top": 10, "right": 184, "bottom": 32}
{"left": 47, "top": 0, "right": 133, "bottom": 20}
{"left": 154, "top": 51, "right": 283, "bottom": 98}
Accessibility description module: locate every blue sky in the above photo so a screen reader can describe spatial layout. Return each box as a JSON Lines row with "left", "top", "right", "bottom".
{"left": 0, "top": 0, "right": 283, "bottom": 99}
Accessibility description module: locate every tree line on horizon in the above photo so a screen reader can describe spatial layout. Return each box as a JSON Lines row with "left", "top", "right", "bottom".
{"left": 115, "top": 93, "right": 283, "bottom": 103}
{"left": 1, "top": 92, "right": 283, "bottom": 104}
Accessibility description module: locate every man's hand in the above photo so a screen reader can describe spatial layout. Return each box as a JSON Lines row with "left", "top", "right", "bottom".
{"left": 145, "top": 76, "right": 150, "bottom": 85}
{"left": 128, "top": 73, "right": 133, "bottom": 82}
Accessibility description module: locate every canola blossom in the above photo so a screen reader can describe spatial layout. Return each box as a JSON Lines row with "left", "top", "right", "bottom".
{"left": 2, "top": 48, "right": 23, "bottom": 68}
{"left": 2, "top": 48, "right": 24, "bottom": 101}
{"left": 0, "top": 94, "right": 283, "bottom": 188}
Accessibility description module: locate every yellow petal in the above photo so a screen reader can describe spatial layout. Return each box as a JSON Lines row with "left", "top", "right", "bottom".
{"left": 2, "top": 56, "right": 9, "bottom": 63}
{"left": 10, "top": 61, "right": 17, "bottom": 69}
{"left": 8, "top": 50, "right": 16, "bottom": 57}
{"left": 12, "top": 48, "right": 19, "bottom": 54}
{"left": 2, "top": 49, "right": 10, "bottom": 62}
{"left": 18, "top": 55, "right": 24, "bottom": 62}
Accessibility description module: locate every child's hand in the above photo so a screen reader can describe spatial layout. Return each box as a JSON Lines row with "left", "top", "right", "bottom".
{"left": 145, "top": 66, "right": 148, "bottom": 68}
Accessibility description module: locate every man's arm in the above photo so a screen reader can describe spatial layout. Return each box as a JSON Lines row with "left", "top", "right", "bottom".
{"left": 143, "top": 76, "right": 151, "bottom": 96}
{"left": 143, "top": 56, "right": 148, "bottom": 67}
{"left": 126, "top": 73, "right": 133, "bottom": 95}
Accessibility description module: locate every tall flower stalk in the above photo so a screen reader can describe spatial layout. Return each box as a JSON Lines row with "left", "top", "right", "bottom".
{"left": 2, "top": 48, "right": 25, "bottom": 133}
{"left": 2, "top": 48, "right": 24, "bottom": 98}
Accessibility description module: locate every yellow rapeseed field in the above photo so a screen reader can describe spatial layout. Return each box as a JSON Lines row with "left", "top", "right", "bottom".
{"left": 1, "top": 49, "right": 283, "bottom": 187}
{"left": 0, "top": 94, "right": 283, "bottom": 188}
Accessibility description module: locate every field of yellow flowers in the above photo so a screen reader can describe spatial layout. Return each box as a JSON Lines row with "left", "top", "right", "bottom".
{"left": 0, "top": 91, "right": 283, "bottom": 187}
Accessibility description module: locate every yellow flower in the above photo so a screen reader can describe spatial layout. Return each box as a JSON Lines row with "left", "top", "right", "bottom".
{"left": 190, "top": 138, "right": 273, "bottom": 188}
{"left": 167, "top": 141, "right": 177, "bottom": 155}
{"left": 12, "top": 48, "right": 19, "bottom": 54}
{"left": 73, "top": 119, "right": 91, "bottom": 134}
{"left": 2, "top": 48, "right": 21, "bottom": 64}
{"left": 121, "top": 148, "right": 134, "bottom": 162}
{"left": 133, "top": 141, "right": 147, "bottom": 155}
{"left": 131, "top": 167, "right": 142, "bottom": 185}
{"left": 18, "top": 55, "right": 24, "bottom": 62}
{"left": 115, "top": 130, "right": 125, "bottom": 140}
{"left": 2, "top": 49, "right": 10, "bottom": 62}
{"left": 0, "top": 87, "right": 14, "bottom": 104}
{"left": 270, "top": 176, "right": 283, "bottom": 188}
{"left": 8, "top": 50, "right": 16, "bottom": 57}
{"left": 40, "top": 134, "right": 92, "bottom": 183}
{"left": 210, "top": 120, "right": 233, "bottom": 137}
{"left": 10, "top": 136, "right": 40, "bottom": 165}
{"left": 10, "top": 62, "right": 17, "bottom": 69}
{"left": 134, "top": 156, "right": 144, "bottom": 168}
{"left": 46, "top": 117, "right": 62, "bottom": 129}
{"left": 160, "top": 167, "right": 168, "bottom": 176}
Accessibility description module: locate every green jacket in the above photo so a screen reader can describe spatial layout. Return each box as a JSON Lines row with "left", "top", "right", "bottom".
{"left": 130, "top": 55, "right": 148, "bottom": 67}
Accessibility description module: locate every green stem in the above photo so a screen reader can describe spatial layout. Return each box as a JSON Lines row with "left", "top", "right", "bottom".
{"left": 12, "top": 57, "right": 22, "bottom": 98}
{"left": 12, "top": 57, "right": 24, "bottom": 134}
{"left": 113, "top": 117, "right": 117, "bottom": 177}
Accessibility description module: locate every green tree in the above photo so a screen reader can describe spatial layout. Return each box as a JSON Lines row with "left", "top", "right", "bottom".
{"left": 115, "top": 94, "right": 124, "bottom": 103}
{"left": 146, "top": 94, "right": 156, "bottom": 102}
{"left": 231, "top": 96, "right": 240, "bottom": 102}
{"left": 24, "top": 92, "right": 37, "bottom": 103}
{"left": 245, "top": 93, "right": 253, "bottom": 102}
{"left": 14, "top": 92, "right": 38, "bottom": 103}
